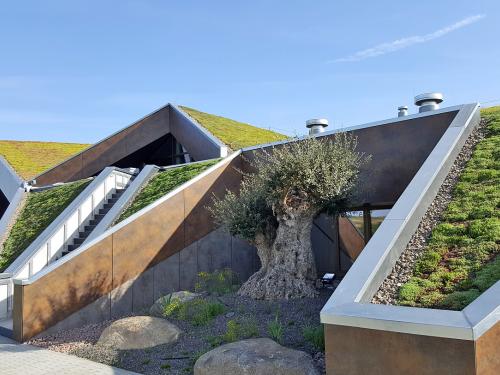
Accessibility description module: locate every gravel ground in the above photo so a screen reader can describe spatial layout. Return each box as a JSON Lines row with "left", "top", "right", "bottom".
{"left": 29, "top": 286, "right": 336, "bottom": 374}
{"left": 372, "top": 119, "right": 487, "bottom": 305}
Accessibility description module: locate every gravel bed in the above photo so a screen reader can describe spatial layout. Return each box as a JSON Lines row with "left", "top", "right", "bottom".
{"left": 29, "top": 287, "right": 336, "bottom": 374}
{"left": 372, "top": 119, "right": 487, "bottom": 305}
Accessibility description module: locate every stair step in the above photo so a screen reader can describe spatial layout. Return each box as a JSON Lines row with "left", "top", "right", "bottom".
{"left": 73, "top": 238, "right": 84, "bottom": 245}
{"left": 98, "top": 208, "right": 111, "bottom": 215}
{"left": 84, "top": 224, "right": 96, "bottom": 232}
{"left": 66, "top": 244, "right": 78, "bottom": 252}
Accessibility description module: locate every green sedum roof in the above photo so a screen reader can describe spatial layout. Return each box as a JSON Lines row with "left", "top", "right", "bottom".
{"left": 0, "top": 179, "right": 91, "bottom": 271}
{"left": 0, "top": 140, "right": 90, "bottom": 180}
{"left": 397, "top": 106, "right": 500, "bottom": 310}
{"left": 179, "top": 106, "right": 288, "bottom": 150}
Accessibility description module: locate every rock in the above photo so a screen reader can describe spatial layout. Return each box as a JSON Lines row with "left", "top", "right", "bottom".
{"left": 98, "top": 316, "right": 181, "bottom": 350}
{"left": 225, "top": 311, "right": 235, "bottom": 318}
{"left": 194, "top": 338, "right": 319, "bottom": 375}
{"left": 149, "top": 291, "right": 200, "bottom": 317}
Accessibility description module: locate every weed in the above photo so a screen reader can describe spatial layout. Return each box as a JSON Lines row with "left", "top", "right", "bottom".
{"left": 160, "top": 363, "right": 171, "bottom": 370}
{"left": 163, "top": 298, "right": 225, "bottom": 326}
{"left": 222, "top": 318, "right": 259, "bottom": 343}
{"left": 142, "top": 358, "right": 151, "bottom": 365}
{"left": 267, "top": 313, "right": 284, "bottom": 343}
{"left": 302, "top": 324, "right": 325, "bottom": 351}
{"left": 195, "top": 269, "right": 239, "bottom": 295}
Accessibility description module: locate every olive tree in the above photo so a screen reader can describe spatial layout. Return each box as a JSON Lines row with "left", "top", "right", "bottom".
{"left": 210, "top": 134, "right": 370, "bottom": 300}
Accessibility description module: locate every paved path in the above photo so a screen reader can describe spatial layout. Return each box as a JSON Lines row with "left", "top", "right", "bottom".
{"left": 0, "top": 335, "right": 140, "bottom": 375}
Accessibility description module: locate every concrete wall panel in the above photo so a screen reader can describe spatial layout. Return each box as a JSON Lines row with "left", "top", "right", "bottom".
{"left": 179, "top": 242, "right": 198, "bottom": 291}
{"left": 153, "top": 252, "right": 180, "bottom": 300}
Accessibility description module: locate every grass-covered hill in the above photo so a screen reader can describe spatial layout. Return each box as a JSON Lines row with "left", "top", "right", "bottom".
{"left": 397, "top": 106, "right": 500, "bottom": 310}
{"left": 179, "top": 106, "right": 288, "bottom": 150}
{"left": 0, "top": 140, "right": 90, "bottom": 180}
{"left": 0, "top": 179, "right": 91, "bottom": 271}
{"left": 117, "top": 160, "right": 220, "bottom": 223}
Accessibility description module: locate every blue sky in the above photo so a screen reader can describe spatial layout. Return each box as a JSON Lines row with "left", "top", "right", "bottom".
{"left": 1, "top": 1, "right": 499, "bottom": 143}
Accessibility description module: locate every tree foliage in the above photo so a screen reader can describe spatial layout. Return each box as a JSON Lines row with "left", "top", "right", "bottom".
{"left": 211, "top": 134, "right": 369, "bottom": 244}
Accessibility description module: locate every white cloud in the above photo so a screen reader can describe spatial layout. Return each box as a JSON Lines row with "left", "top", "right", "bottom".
{"left": 331, "top": 14, "right": 485, "bottom": 63}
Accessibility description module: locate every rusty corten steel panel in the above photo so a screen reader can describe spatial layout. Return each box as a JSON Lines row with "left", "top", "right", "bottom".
{"left": 184, "top": 156, "right": 242, "bottom": 244}
{"left": 475, "top": 321, "right": 500, "bottom": 375}
{"left": 35, "top": 106, "right": 170, "bottom": 185}
{"left": 242, "top": 111, "right": 457, "bottom": 207}
{"left": 338, "top": 217, "right": 365, "bottom": 260}
{"left": 324, "top": 324, "right": 475, "bottom": 375}
{"left": 17, "top": 236, "right": 113, "bottom": 341}
{"left": 111, "top": 191, "right": 185, "bottom": 289}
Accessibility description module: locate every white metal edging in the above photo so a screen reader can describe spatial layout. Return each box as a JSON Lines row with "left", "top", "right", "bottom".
{"left": 171, "top": 104, "right": 229, "bottom": 156}
{"left": 15, "top": 150, "right": 242, "bottom": 286}
{"left": 5, "top": 167, "right": 133, "bottom": 278}
{"left": 0, "top": 156, "right": 24, "bottom": 201}
{"left": 320, "top": 103, "right": 499, "bottom": 341}
{"left": 83, "top": 164, "right": 159, "bottom": 245}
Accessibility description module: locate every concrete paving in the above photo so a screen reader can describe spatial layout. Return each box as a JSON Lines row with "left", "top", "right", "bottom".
{"left": 0, "top": 335, "right": 140, "bottom": 375}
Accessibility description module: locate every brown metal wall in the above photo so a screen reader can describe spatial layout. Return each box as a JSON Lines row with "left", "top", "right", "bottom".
{"left": 242, "top": 111, "right": 457, "bottom": 207}
{"left": 324, "top": 324, "right": 476, "bottom": 375}
{"left": 35, "top": 106, "right": 171, "bottom": 185}
{"left": 475, "top": 322, "right": 500, "bottom": 375}
{"left": 14, "top": 156, "right": 242, "bottom": 341}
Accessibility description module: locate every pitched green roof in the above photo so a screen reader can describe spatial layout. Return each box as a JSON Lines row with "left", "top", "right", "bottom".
{"left": 0, "top": 140, "right": 90, "bottom": 180}
{"left": 179, "top": 106, "right": 288, "bottom": 150}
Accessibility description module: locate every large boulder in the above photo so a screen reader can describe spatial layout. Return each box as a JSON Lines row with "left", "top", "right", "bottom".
{"left": 149, "top": 291, "right": 200, "bottom": 317}
{"left": 194, "top": 338, "right": 319, "bottom": 375}
{"left": 98, "top": 316, "right": 181, "bottom": 350}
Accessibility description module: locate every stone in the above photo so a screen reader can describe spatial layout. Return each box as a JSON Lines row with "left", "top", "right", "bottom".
{"left": 149, "top": 291, "right": 200, "bottom": 317}
{"left": 194, "top": 338, "right": 319, "bottom": 375}
{"left": 98, "top": 316, "right": 181, "bottom": 350}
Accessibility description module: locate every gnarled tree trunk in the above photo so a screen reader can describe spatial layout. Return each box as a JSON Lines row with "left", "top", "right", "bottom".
{"left": 238, "top": 209, "right": 318, "bottom": 300}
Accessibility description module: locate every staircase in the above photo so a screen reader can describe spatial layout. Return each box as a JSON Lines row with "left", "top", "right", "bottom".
{"left": 63, "top": 188, "right": 126, "bottom": 255}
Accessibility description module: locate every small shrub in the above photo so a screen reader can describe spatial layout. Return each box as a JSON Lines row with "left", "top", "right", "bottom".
{"left": 415, "top": 251, "right": 441, "bottom": 275}
{"left": 163, "top": 298, "right": 225, "bottom": 326}
{"left": 267, "top": 313, "right": 284, "bottom": 343}
{"left": 160, "top": 363, "right": 171, "bottom": 369}
{"left": 472, "top": 255, "right": 500, "bottom": 292}
{"left": 398, "top": 280, "right": 423, "bottom": 304}
{"left": 439, "top": 290, "right": 481, "bottom": 310}
{"left": 302, "top": 324, "right": 325, "bottom": 351}
{"left": 195, "top": 269, "right": 239, "bottom": 295}
{"left": 222, "top": 318, "right": 259, "bottom": 343}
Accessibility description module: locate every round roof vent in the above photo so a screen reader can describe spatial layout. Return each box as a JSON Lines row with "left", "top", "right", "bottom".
{"left": 306, "top": 119, "right": 328, "bottom": 135}
{"left": 414, "top": 92, "right": 444, "bottom": 113}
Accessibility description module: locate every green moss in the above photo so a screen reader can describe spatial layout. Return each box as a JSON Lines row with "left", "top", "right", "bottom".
{"left": 397, "top": 106, "right": 500, "bottom": 310}
{"left": 117, "top": 160, "right": 219, "bottom": 222}
{"left": 0, "top": 140, "right": 90, "bottom": 180}
{"left": 0, "top": 179, "right": 91, "bottom": 271}
{"left": 179, "top": 106, "right": 288, "bottom": 150}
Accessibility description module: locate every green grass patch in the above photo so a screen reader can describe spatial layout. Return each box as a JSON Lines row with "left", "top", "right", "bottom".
{"left": 267, "top": 312, "right": 285, "bottom": 344}
{"left": 195, "top": 269, "right": 239, "bottom": 296}
{"left": 302, "top": 324, "right": 325, "bottom": 351}
{"left": 0, "top": 140, "right": 89, "bottom": 180}
{"left": 0, "top": 179, "right": 91, "bottom": 271}
{"left": 163, "top": 297, "right": 225, "bottom": 326}
{"left": 397, "top": 106, "right": 500, "bottom": 310}
{"left": 180, "top": 106, "right": 288, "bottom": 150}
{"left": 117, "top": 160, "right": 219, "bottom": 222}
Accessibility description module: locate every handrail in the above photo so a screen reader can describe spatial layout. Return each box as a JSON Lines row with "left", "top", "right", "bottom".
{"left": 5, "top": 167, "right": 134, "bottom": 279}
{"left": 83, "top": 165, "right": 158, "bottom": 245}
